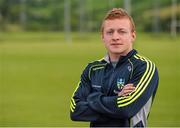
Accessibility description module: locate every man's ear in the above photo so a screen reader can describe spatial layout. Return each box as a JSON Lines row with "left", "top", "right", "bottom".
{"left": 132, "top": 31, "right": 136, "bottom": 42}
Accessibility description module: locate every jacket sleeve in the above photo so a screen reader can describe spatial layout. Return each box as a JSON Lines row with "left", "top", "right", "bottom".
{"left": 87, "top": 59, "right": 159, "bottom": 119}
{"left": 70, "top": 64, "right": 109, "bottom": 122}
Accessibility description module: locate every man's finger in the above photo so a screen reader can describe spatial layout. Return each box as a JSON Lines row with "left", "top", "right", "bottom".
{"left": 118, "top": 86, "right": 135, "bottom": 96}
{"left": 123, "top": 86, "right": 135, "bottom": 91}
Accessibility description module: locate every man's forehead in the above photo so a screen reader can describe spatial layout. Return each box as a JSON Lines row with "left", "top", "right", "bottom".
{"left": 104, "top": 18, "right": 131, "bottom": 29}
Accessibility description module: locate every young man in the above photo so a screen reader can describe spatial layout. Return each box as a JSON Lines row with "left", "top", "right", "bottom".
{"left": 70, "top": 8, "right": 159, "bottom": 127}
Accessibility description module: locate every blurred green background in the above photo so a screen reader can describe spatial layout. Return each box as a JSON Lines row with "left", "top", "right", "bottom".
{"left": 0, "top": 32, "right": 180, "bottom": 127}
{"left": 0, "top": 0, "right": 180, "bottom": 127}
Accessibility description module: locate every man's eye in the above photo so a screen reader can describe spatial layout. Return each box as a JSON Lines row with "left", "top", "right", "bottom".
{"left": 107, "top": 31, "right": 113, "bottom": 34}
{"left": 118, "top": 30, "right": 127, "bottom": 34}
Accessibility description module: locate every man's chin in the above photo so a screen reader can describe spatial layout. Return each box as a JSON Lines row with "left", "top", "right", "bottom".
{"left": 110, "top": 50, "right": 123, "bottom": 54}
{"left": 110, "top": 50, "right": 130, "bottom": 55}
{"left": 110, "top": 51, "right": 123, "bottom": 55}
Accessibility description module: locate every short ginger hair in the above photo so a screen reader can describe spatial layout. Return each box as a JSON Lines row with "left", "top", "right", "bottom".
{"left": 101, "top": 8, "right": 135, "bottom": 33}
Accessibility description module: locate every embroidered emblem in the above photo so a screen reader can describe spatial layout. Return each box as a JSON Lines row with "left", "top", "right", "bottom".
{"left": 117, "top": 78, "right": 125, "bottom": 89}
{"left": 114, "top": 78, "right": 125, "bottom": 94}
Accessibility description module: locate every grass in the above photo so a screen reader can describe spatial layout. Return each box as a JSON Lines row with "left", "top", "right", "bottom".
{"left": 0, "top": 32, "right": 180, "bottom": 127}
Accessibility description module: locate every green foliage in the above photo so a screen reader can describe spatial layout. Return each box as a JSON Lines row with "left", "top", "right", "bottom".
{"left": 0, "top": 0, "right": 179, "bottom": 32}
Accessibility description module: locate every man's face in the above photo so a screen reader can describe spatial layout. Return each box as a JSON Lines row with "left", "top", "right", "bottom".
{"left": 102, "top": 18, "right": 136, "bottom": 56}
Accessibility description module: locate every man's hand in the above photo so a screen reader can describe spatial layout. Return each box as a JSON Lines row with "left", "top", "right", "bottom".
{"left": 118, "top": 84, "right": 135, "bottom": 96}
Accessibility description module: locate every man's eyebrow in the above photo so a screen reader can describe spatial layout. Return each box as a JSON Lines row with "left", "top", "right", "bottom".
{"left": 107, "top": 28, "right": 114, "bottom": 30}
{"left": 105, "top": 28, "right": 114, "bottom": 32}
{"left": 118, "top": 28, "right": 127, "bottom": 30}
{"left": 106, "top": 28, "right": 128, "bottom": 31}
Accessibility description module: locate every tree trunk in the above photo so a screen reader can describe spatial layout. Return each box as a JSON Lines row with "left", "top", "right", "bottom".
{"left": 124, "top": 0, "right": 131, "bottom": 15}
{"left": 19, "top": 0, "right": 27, "bottom": 30}
{"left": 171, "top": 0, "right": 177, "bottom": 37}
{"left": 152, "top": 0, "right": 160, "bottom": 33}
{"left": 64, "top": 0, "right": 72, "bottom": 43}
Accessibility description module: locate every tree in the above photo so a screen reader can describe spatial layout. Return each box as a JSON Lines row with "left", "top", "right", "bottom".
{"left": 171, "top": 0, "right": 177, "bottom": 37}
{"left": 152, "top": 0, "right": 160, "bottom": 33}
{"left": 124, "top": 0, "right": 131, "bottom": 15}
{"left": 19, "top": 0, "right": 27, "bottom": 30}
{"left": 64, "top": 0, "right": 71, "bottom": 43}
{"left": 79, "top": 0, "right": 86, "bottom": 33}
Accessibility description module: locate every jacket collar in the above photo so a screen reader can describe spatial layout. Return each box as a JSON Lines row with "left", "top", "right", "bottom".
{"left": 103, "top": 49, "right": 137, "bottom": 65}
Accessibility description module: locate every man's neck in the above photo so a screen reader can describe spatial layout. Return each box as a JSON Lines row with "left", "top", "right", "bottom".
{"left": 109, "top": 49, "right": 133, "bottom": 62}
{"left": 109, "top": 54, "right": 121, "bottom": 62}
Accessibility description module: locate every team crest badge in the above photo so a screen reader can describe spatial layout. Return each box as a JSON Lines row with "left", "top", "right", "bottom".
{"left": 117, "top": 78, "right": 125, "bottom": 89}
{"left": 114, "top": 78, "right": 125, "bottom": 94}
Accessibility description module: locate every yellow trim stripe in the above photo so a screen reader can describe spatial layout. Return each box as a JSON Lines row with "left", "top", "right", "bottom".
{"left": 70, "top": 101, "right": 75, "bottom": 109}
{"left": 70, "top": 105, "right": 74, "bottom": 112}
{"left": 134, "top": 54, "right": 147, "bottom": 61}
{"left": 70, "top": 63, "right": 106, "bottom": 112}
{"left": 118, "top": 55, "right": 150, "bottom": 103}
{"left": 136, "top": 54, "right": 146, "bottom": 61}
{"left": 117, "top": 58, "right": 150, "bottom": 101}
{"left": 118, "top": 63, "right": 155, "bottom": 107}
{"left": 72, "top": 81, "right": 81, "bottom": 97}
{"left": 71, "top": 98, "right": 76, "bottom": 106}
{"left": 98, "top": 57, "right": 104, "bottom": 61}
{"left": 118, "top": 62, "right": 155, "bottom": 103}
{"left": 117, "top": 57, "right": 155, "bottom": 106}
{"left": 136, "top": 54, "right": 150, "bottom": 61}
{"left": 70, "top": 81, "right": 80, "bottom": 112}
{"left": 134, "top": 55, "right": 140, "bottom": 60}
{"left": 117, "top": 55, "right": 155, "bottom": 107}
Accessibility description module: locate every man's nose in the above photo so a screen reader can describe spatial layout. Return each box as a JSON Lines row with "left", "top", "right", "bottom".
{"left": 112, "top": 31, "right": 120, "bottom": 41}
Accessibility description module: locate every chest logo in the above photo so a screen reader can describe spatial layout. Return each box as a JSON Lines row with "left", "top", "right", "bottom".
{"left": 117, "top": 78, "right": 125, "bottom": 89}
{"left": 114, "top": 78, "right": 125, "bottom": 94}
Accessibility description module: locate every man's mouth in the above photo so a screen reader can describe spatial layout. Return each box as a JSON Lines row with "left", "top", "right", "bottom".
{"left": 111, "top": 43, "right": 123, "bottom": 46}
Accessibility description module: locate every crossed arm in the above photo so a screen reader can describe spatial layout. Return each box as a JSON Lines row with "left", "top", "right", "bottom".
{"left": 70, "top": 81, "right": 135, "bottom": 121}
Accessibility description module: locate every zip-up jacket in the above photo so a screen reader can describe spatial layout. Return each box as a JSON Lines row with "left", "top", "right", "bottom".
{"left": 70, "top": 49, "right": 159, "bottom": 127}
